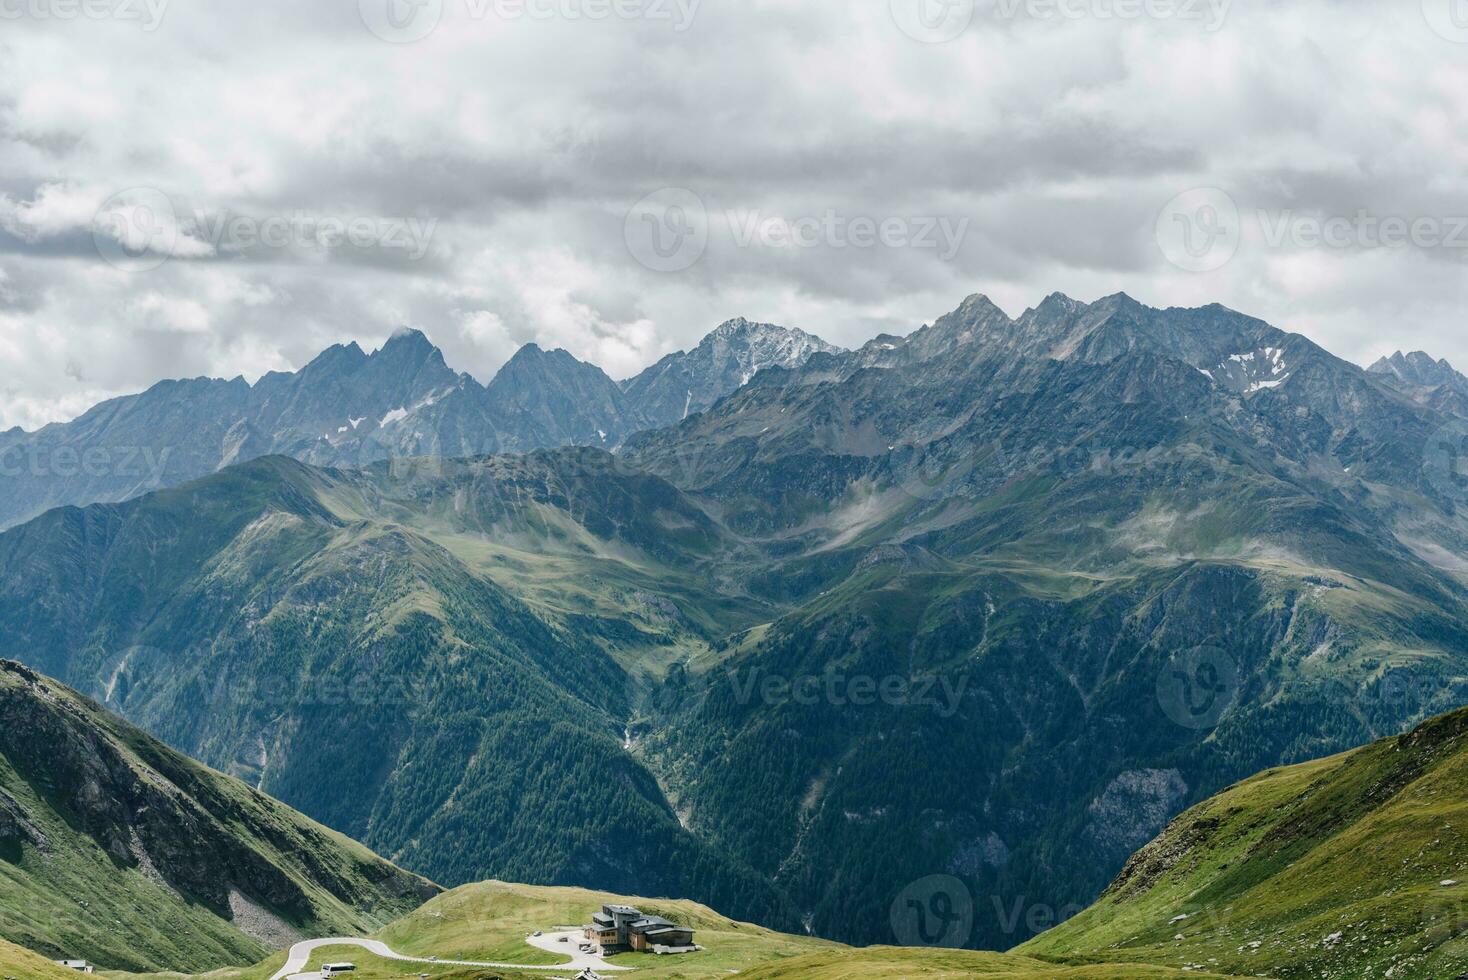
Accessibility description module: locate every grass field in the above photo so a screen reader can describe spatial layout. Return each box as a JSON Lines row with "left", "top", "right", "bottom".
{"left": 139, "top": 881, "right": 1227, "bottom": 980}
{"left": 0, "top": 938, "right": 91, "bottom": 980}
{"left": 1022, "top": 707, "right": 1468, "bottom": 979}
{"left": 376, "top": 880, "right": 840, "bottom": 978}
{"left": 732, "top": 946, "right": 1230, "bottom": 978}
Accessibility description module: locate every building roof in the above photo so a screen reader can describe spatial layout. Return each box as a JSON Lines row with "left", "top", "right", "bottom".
{"left": 604, "top": 904, "right": 641, "bottom": 915}
{"left": 630, "top": 916, "right": 675, "bottom": 929}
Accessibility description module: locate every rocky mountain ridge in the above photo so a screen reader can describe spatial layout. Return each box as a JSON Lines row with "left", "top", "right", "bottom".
{"left": 0, "top": 319, "right": 839, "bottom": 529}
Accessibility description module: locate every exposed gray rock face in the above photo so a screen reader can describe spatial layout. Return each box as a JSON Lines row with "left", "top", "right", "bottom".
{"left": 1368, "top": 350, "right": 1468, "bottom": 391}
{"left": 1087, "top": 770, "right": 1189, "bottom": 858}
{"left": 0, "top": 321, "right": 841, "bottom": 530}
{"left": 621, "top": 318, "right": 841, "bottom": 427}
{"left": 0, "top": 786, "right": 47, "bottom": 853}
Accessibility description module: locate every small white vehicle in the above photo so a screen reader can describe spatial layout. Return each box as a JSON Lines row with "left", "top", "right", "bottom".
{"left": 321, "top": 964, "right": 356, "bottom": 978}
{"left": 531, "top": 931, "right": 542, "bottom": 937}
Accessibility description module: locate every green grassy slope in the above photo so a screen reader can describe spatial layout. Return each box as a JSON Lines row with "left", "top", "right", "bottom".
{"left": 736, "top": 947, "right": 1227, "bottom": 979}
{"left": 0, "top": 938, "right": 87, "bottom": 980}
{"left": 0, "top": 456, "right": 794, "bottom": 935}
{"left": 0, "top": 661, "right": 436, "bottom": 973}
{"left": 1021, "top": 705, "right": 1468, "bottom": 979}
{"left": 376, "top": 880, "right": 838, "bottom": 978}
{"left": 216, "top": 881, "right": 1216, "bottom": 980}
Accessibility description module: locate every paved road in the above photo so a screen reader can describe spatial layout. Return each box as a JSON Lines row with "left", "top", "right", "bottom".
{"left": 267, "top": 931, "right": 630, "bottom": 980}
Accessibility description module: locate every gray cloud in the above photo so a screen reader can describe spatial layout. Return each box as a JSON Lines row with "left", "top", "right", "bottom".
{"left": 0, "top": 0, "right": 1466, "bottom": 429}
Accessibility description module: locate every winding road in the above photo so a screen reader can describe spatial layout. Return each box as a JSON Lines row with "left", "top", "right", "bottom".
{"left": 267, "top": 931, "right": 630, "bottom": 980}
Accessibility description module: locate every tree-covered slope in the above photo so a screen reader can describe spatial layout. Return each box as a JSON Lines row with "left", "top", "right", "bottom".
{"left": 8, "top": 291, "right": 1468, "bottom": 955}
{"left": 0, "top": 660, "right": 436, "bottom": 973}
{"left": 619, "top": 293, "right": 1468, "bottom": 948}
{"left": 1021, "top": 705, "right": 1468, "bottom": 979}
{"left": 0, "top": 455, "right": 793, "bottom": 935}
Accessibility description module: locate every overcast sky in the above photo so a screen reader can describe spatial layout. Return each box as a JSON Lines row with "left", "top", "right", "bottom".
{"left": 1, "top": 0, "right": 1466, "bottom": 430}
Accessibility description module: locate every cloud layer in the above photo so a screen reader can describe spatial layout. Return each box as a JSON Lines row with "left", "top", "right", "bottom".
{"left": 2, "top": 0, "right": 1466, "bottom": 429}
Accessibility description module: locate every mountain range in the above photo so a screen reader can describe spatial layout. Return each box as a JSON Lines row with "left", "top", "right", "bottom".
{"left": 0, "top": 318, "right": 842, "bottom": 530}
{"left": 5, "top": 290, "right": 1468, "bottom": 955}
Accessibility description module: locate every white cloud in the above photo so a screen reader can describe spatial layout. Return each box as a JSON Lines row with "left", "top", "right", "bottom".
{"left": 1, "top": 0, "right": 1467, "bottom": 428}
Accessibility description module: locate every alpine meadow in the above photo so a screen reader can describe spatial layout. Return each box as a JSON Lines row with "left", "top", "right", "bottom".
{"left": 3, "top": 3, "right": 1468, "bottom": 980}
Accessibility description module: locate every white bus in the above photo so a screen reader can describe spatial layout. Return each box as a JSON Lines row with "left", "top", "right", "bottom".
{"left": 321, "top": 964, "right": 356, "bottom": 977}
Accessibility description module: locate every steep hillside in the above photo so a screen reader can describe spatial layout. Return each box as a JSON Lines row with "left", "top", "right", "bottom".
{"left": 1022, "top": 705, "right": 1468, "bottom": 979}
{"left": 0, "top": 661, "right": 436, "bottom": 973}
{"left": 0, "top": 938, "right": 82, "bottom": 980}
{"left": 0, "top": 456, "right": 792, "bottom": 935}
{"left": 8, "top": 291, "right": 1468, "bottom": 953}
{"left": 618, "top": 292, "right": 1468, "bottom": 947}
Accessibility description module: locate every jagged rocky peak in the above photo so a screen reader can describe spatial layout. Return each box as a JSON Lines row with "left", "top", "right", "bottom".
{"left": 1028, "top": 290, "right": 1085, "bottom": 319}
{"left": 620, "top": 317, "right": 842, "bottom": 425}
{"left": 493, "top": 342, "right": 609, "bottom": 385}
{"left": 299, "top": 340, "right": 369, "bottom": 377}
{"left": 384, "top": 325, "right": 433, "bottom": 348}
{"left": 899, "top": 293, "right": 1015, "bottom": 362}
{"left": 1368, "top": 350, "right": 1464, "bottom": 389}
{"left": 699, "top": 317, "right": 842, "bottom": 383}
{"left": 372, "top": 326, "right": 449, "bottom": 370}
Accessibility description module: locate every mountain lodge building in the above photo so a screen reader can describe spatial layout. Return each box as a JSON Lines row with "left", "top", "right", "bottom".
{"left": 584, "top": 904, "right": 698, "bottom": 954}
